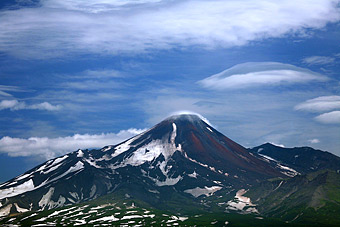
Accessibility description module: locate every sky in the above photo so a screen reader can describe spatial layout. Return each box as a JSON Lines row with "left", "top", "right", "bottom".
{"left": 0, "top": 0, "right": 340, "bottom": 182}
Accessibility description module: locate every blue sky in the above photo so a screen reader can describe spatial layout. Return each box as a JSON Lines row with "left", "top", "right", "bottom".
{"left": 1, "top": 0, "right": 340, "bottom": 182}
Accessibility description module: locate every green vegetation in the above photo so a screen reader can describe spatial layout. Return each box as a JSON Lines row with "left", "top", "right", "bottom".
{"left": 0, "top": 201, "right": 294, "bottom": 226}
{"left": 1, "top": 171, "right": 339, "bottom": 226}
{"left": 245, "top": 170, "right": 340, "bottom": 226}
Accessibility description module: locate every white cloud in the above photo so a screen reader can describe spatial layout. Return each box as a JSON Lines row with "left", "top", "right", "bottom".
{"left": 302, "top": 56, "right": 335, "bottom": 65}
{"left": 62, "top": 80, "right": 121, "bottom": 90}
{"left": 0, "top": 128, "right": 145, "bottom": 160}
{"left": 29, "top": 102, "right": 62, "bottom": 111}
{"left": 169, "top": 110, "right": 213, "bottom": 126}
{"left": 0, "top": 0, "right": 339, "bottom": 58}
{"left": 315, "top": 111, "right": 340, "bottom": 124}
{"left": 0, "top": 91, "right": 12, "bottom": 97}
{"left": 82, "top": 69, "right": 122, "bottom": 78}
{"left": 142, "top": 96, "right": 205, "bottom": 124}
{"left": 0, "top": 100, "right": 62, "bottom": 111}
{"left": 295, "top": 96, "right": 340, "bottom": 112}
{"left": 198, "top": 62, "right": 328, "bottom": 90}
{"left": 0, "top": 85, "right": 27, "bottom": 97}
{"left": 43, "top": 0, "right": 163, "bottom": 13}
{"left": 0, "top": 100, "right": 25, "bottom": 110}
{"left": 308, "top": 138, "right": 320, "bottom": 144}
{"left": 64, "top": 69, "right": 123, "bottom": 79}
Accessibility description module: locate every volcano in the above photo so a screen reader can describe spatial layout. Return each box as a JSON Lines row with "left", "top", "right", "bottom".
{"left": 0, "top": 114, "right": 315, "bottom": 216}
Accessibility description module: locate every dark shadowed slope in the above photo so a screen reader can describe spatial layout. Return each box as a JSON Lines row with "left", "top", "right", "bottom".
{"left": 249, "top": 143, "right": 340, "bottom": 175}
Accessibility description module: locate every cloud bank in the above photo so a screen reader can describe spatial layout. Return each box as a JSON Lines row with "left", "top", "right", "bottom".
{"left": 198, "top": 62, "right": 328, "bottom": 90}
{"left": 0, "top": 100, "right": 62, "bottom": 111}
{"left": 0, "top": 0, "right": 339, "bottom": 58}
{"left": 0, "top": 128, "right": 145, "bottom": 160}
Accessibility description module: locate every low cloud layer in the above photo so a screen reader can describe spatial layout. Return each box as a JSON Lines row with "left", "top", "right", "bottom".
{"left": 198, "top": 62, "right": 328, "bottom": 90}
{"left": 0, "top": 100, "right": 62, "bottom": 111}
{"left": 0, "top": 0, "right": 339, "bottom": 58}
{"left": 0, "top": 128, "right": 145, "bottom": 160}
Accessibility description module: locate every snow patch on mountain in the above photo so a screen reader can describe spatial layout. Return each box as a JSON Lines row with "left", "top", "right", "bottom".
{"left": 171, "top": 123, "right": 177, "bottom": 143}
{"left": 14, "top": 203, "right": 29, "bottom": 213}
{"left": 184, "top": 186, "right": 222, "bottom": 197}
{"left": 110, "top": 123, "right": 184, "bottom": 186}
{"left": 38, "top": 187, "right": 66, "bottom": 210}
{"left": 101, "top": 146, "right": 112, "bottom": 152}
{"left": 155, "top": 175, "right": 182, "bottom": 186}
{"left": 35, "top": 164, "right": 48, "bottom": 173}
{"left": 112, "top": 123, "right": 181, "bottom": 168}
{"left": 42, "top": 163, "right": 63, "bottom": 174}
{"left": 226, "top": 189, "right": 258, "bottom": 213}
{"left": 7, "top": 181, "right": 18, "bottom": 186}
{"left": 90, "top": 185, "right": 97, "bottom": 198}
{"left": 257, "top": 149, "right": 298, "bottom": 177}
{"left": 0, "top": 179, "right": 35, "bottom": 200}
{"left": 122, "top": 140, "right": 166, "bottom": 166}
{"left": 257, "top": 153, "right": 278, "bottom": 162}
{"left": 188, "top": 171, "right": 197, "bottom": 178}
{"left": 47, "top": 161, "right": 84, "bottom": 183}
{"left": 69, "top": 192, "right": 79, "bottom": 200}
{"left": 16, "top": 173, "right": 31, "bottom": 181}
{"left": 33, "top": 161, "right": 85, "bottom": 195}
{"left": 21, "top": 213, "right": 38, "bottom": 221}
{"left": 67, "top": 161, "right": 84, "bottom": 173}
{"left": 184, "top": 152, "right": 221, "bottom": 174}
{"left": 39, "top": 187, "right": 55, "bottom": 209}
{"left": 50, "top": 155, "right": 68, "bottom": 167}
{"left": 34, "top": 155, "right": 68, "bottom": 174}
{"left": 274, "top": 180, "right": 284, "bottom": 191}
{"left": 0, "top": 160, "right": 85, "bottom": 202}
{"left": 151, "top": 160, "right": 183, "bottom": 186}
{"left": 111, "top": 137, "right": 135, "bottom": 158}
{"left": 89, "top": 215, "right": 119, "bottom": 223}
{"left": 277, "top": 164, "right": 298, "bottom": 177}
{"left": 76, "top": 149, "right": 84, "bottom": 158}
{"left": 84, "top": 158, "right": 102, "bottom": 168}
{"left": 0, "top": 204, "right": 12, "bottom": 217}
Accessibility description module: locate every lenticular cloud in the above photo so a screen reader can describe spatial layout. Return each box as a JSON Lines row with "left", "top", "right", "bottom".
{"left": 198, "top": 62, "right": 328, "bottom": 90}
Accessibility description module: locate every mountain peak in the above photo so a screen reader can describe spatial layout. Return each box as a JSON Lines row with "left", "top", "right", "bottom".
{"left": 165, "top": 112, "right": 212, "bottom": 126}
{"left": 166, "top": 114, "right": 202, "bottom": 122}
